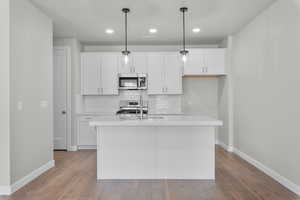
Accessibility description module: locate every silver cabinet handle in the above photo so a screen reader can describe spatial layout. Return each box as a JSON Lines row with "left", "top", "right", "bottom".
{"left": 166, "top": 87, "right": 168, "bottom": 92}
{"left": 97, "top": 88, "right": 100, "bottom": 94}
{"left": 101, "top": 88, "right": 103, "bottom": 93}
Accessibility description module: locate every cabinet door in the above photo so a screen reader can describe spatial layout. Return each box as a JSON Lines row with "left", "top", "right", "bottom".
{"left": 147, "top": 53, "right": 165, "bottom": 95}
{"left": 118, "top": 55, "right": 133, "bottom": 73}
{"left": 78, "top": 121, "right": 97, "bottom": 146}
{"left": 205, "top": 50, "right": 226, "bottom": 74}
{"left": 81, "top": 53, "right": 100, "bottom": 95}
{"left": 100, "top": 53, "right": 119, "bottom": 95}
{"left": 132, "top": 53, "right": 147, "bottom": 73}
{"left": 184, "top": 52, "right": 207, "bottom": 75}
{"left": 164, "top": 54, "right": 183, "bottom": 94}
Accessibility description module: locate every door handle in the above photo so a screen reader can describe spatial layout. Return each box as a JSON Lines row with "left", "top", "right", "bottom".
{"left": 62, "top": 110, "right": 66, "bottom": 115}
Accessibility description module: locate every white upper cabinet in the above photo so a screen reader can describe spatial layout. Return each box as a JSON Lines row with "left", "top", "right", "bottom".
{"left": 148, "top": 53, "right": 182, "bottom": 95}
{"left": 132, "top": 53, "right": 148, "bottom": 73}
{"left": 164, "top": 54, "right": 183, "bottom": 94}
{"left": 184, "top": 49, "right": 226, "bottom": 75}
{"left": 147, "top": 53, "right": 165, "bottom": 95}
{"left": 118, "top": 53, "right": 148, "bottom": 74}
{"left": 100, "top": 53, "right": 119, "bottom": 95}
{"left": 118, "top": 54, "right": 133, "bottom": 74}
{"left": 81, "top": 52, "right": 118, "bottom": 95}
{"left": 81, "top": 53, "right": 100, "bottom": 95}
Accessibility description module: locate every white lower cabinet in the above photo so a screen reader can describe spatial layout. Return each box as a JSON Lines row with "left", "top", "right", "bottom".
{"left": 148, "top": 53, "right": 183, "bottom": 95}
{"left": 78, "top": 117, "right": 97, "bottom": 148}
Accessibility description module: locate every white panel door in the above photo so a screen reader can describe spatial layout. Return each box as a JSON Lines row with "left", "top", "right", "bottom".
{"left": 100, "top": 53, "right": 119, "bottom": 95}
{"left": 164, "top": 53, "right": 183, "bottom": 94}
{"left": 132, "top": 53, "right": 147, "bottom": 73}
{"left": 147, "top": 53, "right": 165, "bottom": 95}
{"left": 81, "top": 53, "right": 100, "bottom": 95}
{"left": 53, "top": 48, "right": 68, "bottom": 150}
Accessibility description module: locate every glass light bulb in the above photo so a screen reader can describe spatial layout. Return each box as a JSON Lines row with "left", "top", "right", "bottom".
{"left": 124, "top": 54, "right": 129, "bottom": 65}
{"left": 182, "top": 54, "right": 187, "bottom": 63}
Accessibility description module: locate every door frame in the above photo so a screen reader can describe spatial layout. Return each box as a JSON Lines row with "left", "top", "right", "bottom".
{"left": 53, "top": 46, "right": 72, "bottom": 151}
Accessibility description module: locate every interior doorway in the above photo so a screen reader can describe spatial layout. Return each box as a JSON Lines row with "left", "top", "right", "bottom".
{"left": 53, "top": 46, "right": 71, "bottom": 150}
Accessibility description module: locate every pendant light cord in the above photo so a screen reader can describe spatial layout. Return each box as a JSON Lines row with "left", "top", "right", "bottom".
{"left": 183, "top": 9, "right": 186, "bottom": 51}
{"left": 125, "top": 11, "right": 128, "bottom": 52}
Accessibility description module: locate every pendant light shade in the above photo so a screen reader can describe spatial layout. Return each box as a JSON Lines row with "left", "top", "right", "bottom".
{"left": 122, "top": 8, "right": 130, "bottom": 65}
{"left": 180, "top": 7, "right": 188, "bottom": 63}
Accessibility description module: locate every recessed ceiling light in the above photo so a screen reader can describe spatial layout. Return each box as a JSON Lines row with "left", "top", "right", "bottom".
{"left": 149, "top": 28, "right": 158, "bottom": 34}
{"left": 192, "top": 28, "right": 201, "bottom": 33}
{"left": 105, "top": 29, "right": 115, "bottom": 34}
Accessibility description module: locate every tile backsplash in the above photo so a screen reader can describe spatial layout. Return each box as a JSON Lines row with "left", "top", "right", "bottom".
{"left": 78, "top": 78, "right": 218, "bottom": 117}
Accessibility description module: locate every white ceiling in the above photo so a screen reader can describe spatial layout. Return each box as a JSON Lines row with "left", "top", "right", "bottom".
{"left": 30, "top": 0, "right": 275, "bottom": 45}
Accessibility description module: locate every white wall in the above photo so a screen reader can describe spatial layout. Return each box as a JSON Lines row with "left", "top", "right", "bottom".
{"left": 217, "top": 36, "right": 234, "bottom": 150}
{"left": 53, "top": 38, "right": 82, "bottom": 146}
{"left": 232, "top": 0, "right": 300, "bottom": 189}
{"left": 10, "top": 0, "right": 53, "bottom": 183}
{"left": 0, "top": 0, "right": 11, "bottom": 187}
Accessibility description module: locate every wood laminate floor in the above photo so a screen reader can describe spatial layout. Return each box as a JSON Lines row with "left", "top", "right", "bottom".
{"left": 1, "top": 147, "right": 299, "bottom": 200}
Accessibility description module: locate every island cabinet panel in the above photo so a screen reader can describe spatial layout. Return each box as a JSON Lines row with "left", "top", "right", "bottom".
{"left": 97, "top": 126, "right": 215, "bottom": 180}
{"left": 147, "top": 53, "right": 182, "bottom": 95}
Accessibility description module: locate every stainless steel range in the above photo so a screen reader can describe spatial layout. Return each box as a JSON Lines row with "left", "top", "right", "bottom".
{"left": 116, "top": 97, "right": 148, "bottom": 119}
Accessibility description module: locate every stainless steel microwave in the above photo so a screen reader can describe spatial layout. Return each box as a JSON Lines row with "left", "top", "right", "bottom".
{"left": 118, "top": 74, "right": 147, "bottom": 90}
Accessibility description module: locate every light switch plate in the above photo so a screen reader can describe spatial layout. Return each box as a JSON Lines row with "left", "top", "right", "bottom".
{"left": 17, "top": 101, "right": 23, "bottom": 111}
{"left": 40, "top": 100, "right": 48, "bottom": 108}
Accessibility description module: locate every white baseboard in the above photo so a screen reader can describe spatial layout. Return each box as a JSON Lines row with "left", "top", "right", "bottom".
{"left": 10, "top": 160, "right": 55, "bottom": 194}
{"left": 78, "top": 145, "right": 97, "bottom": 150}
{"left": 217, "top": 141, "right": 234, "bottom": 152}
{"left": 234, "top": 148, "right": 300, "bottom": 196}
{"left": 68, "top": 146, "right": 78, "bottom": 151}
{"left": 0, "top": 185, "right": 11, "bottom": 195}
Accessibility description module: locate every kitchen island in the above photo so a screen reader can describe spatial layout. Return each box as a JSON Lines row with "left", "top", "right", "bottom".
{"left": 90, "top": 115, "right": 222, "bottom": 180}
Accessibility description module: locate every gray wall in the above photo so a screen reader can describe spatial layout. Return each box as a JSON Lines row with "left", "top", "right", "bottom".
{"left": 232, "top": 0, "right": 300, "bottom": 186}
{"left": 10, "top": 0, "right": 53, "bottom": 183}
{"left": 0, "top": 0, "right": 11, "bottom": 187}
{"left": 182, "top": 78, "right": 218, "bottom": 118}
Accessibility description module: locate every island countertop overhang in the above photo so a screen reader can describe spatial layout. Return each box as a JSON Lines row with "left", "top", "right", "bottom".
{"left": 89, "top": 115, "right": 223, "bottom": 127}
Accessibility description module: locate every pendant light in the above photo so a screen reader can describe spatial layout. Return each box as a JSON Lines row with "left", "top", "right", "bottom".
{"left": 122, "top": 8, "right": 130, "bottom": 65}
{"left": 180, "top": 7, "right": 188, "bottom": 63}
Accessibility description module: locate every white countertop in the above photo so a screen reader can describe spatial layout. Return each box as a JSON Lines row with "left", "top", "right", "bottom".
{"left": 89, "top": 115, "right": 223, "bottom": 127}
